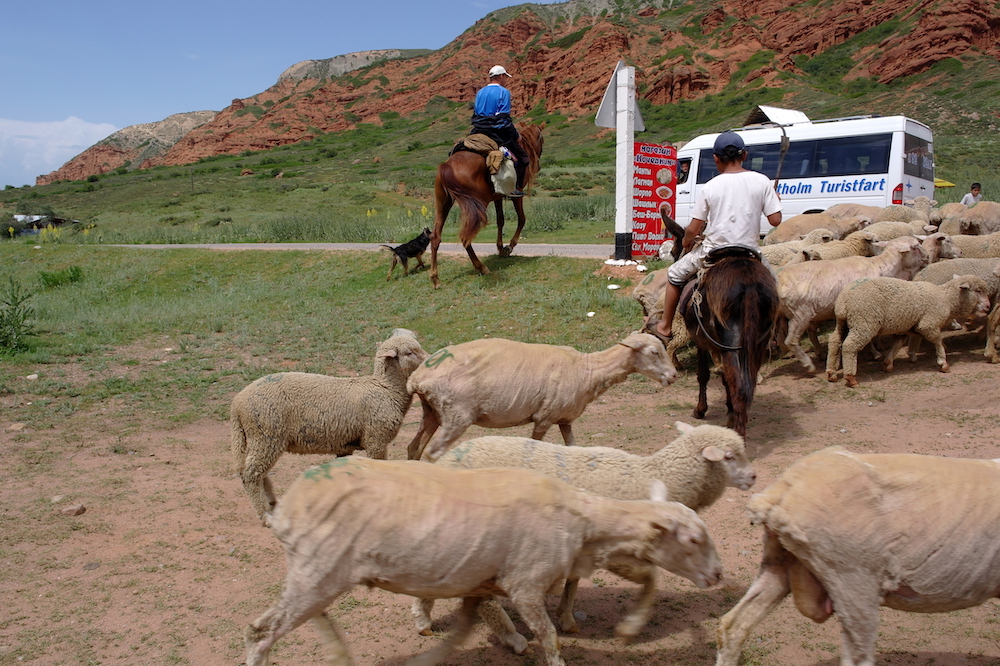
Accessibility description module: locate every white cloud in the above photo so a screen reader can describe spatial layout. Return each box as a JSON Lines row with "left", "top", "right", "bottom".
{"left": 0, "top": 117, "right": 118, "bottom": 188}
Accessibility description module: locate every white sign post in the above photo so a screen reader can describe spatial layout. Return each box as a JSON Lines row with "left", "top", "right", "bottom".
{"left": 595, "top": 61, "right": 645, "bottom": 260}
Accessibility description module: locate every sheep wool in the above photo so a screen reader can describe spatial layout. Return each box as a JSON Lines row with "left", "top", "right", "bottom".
{"left": 417, "top": 421, "right": 753, "bottom": 644}
{"left": 949, "top": 231, "right": 1000, "bottom": 259}
{"left": 826, "top": 274, "right": 991, "bottom": 386}
{"left": 717, "top": 446, "right": 1000, "bottom": 666}
{"left": 406, "top": 333, "right": 677, "bottom": 462}
{"left": 437, "top": 421, "right": 754, "bottom": 511}
{"left": 917, "top": 258, "right": 1000, "bottom": 362}
{"left": 230, "top": 333, "right": 427, "bottom": 523}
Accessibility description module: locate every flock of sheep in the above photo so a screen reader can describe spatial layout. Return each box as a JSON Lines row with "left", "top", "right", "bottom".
{"left": 230, "top": 194, "right": 1000, "bottom": 666}
{"left": 643, "top": 195, "right": 1000, "bottom": 385}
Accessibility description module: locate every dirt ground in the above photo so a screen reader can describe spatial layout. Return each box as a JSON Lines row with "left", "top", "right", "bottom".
{"left": 3, "top": 323, "right": 1000, "bottom": 665}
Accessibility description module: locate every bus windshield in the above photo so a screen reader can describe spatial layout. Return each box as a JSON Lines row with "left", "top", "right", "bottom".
{"left": 696, "top": 133, "right": 894, "bottom": 184}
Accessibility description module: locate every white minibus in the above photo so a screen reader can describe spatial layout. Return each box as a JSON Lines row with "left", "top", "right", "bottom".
{"left": 672, "top": 108, "right": 935, "bottom": 235}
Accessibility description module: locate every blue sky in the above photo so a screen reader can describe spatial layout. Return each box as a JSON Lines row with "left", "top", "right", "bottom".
{"left": 0, "top": 0, "right": 558, "bottom": 189}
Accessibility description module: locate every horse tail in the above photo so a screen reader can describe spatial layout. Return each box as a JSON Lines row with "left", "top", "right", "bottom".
{"left": 739, "top": 262, "right": 780, "bottom": 392}
{"left": 437, "top": 160, "right": 489, "bottom": 246}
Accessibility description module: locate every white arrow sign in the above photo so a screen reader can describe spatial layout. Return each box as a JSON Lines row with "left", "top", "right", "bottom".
{"left": 595, "top": 60, "right": 645, "bottom": 131}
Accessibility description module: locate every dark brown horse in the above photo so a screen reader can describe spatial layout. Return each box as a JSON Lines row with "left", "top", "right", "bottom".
{"left": 428, "top": 123, "right": 544, "bottom": 288}
{"left": 678, "top": 246, "right": 778, "bottom": 438}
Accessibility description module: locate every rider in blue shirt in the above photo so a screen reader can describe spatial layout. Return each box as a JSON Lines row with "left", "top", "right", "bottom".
{"left": 471, "top": 65, "right": 529, "bottom": 197}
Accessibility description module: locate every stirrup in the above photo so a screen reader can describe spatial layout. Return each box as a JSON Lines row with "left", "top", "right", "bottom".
{"left": 507, "top": 189, "right": 525, "bottom": 198}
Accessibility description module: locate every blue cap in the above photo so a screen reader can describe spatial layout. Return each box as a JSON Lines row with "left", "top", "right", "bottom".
{"left": 713, "top": 131, "right": 745, "bottom": 155}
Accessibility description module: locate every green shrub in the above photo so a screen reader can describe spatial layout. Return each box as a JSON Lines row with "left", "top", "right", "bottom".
{"left": 0, "top": 277, "right": 35, "bottom": 354}
{"left": 548, "top": 26, "right": 592, "bottom": 49}
{"left": 38, "top": 265, "right": 83, "bottom": 289}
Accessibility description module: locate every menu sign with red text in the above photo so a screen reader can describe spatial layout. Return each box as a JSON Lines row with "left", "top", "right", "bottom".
{"left": 631, "top": 142, "right": 677, "bottom": 257}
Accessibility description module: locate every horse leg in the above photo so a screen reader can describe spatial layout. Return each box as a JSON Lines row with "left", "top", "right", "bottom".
{"left": 501, "top": 197, "right": 527, "bottom": 257}
{"left": 430, "top": 182, "right": 452, "bottom": 290}
{"left": 694, "top": 348, "right": 711, "bottom": 420}
{"left": 494, "top": 199, "right": 508, "bottom": 256}
{"left": 464, "top": 242, "right": 490, "bottom": 276}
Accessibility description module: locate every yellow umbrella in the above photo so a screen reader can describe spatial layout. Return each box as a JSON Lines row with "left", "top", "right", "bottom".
{"left": 934, "top": 177, "right": 956, "bottom": 187}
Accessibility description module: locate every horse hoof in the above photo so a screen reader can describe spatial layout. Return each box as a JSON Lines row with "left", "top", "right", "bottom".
{"left": 499, "top": 247, "right": 513, "bottom": 257}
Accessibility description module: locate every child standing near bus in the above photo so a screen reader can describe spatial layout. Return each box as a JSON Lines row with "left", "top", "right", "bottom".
{"left": 961, "top": 182, "right": 983, "bottom": 206}
{"left": 654, "top": 131, "right": 782, "bottom": 342}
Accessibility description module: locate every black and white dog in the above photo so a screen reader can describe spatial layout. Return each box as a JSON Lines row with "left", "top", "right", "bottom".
{"left": 381, "top": 227, "right": 432, "bottom": 280}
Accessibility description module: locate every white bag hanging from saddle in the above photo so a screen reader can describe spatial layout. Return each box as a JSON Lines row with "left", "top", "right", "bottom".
{"left": 491, "top": 147, "right": 517, "bottom": 196}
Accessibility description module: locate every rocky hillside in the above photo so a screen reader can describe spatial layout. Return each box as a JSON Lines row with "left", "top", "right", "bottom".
{"left": 37, "top": 111, "right": 217, "bottom": 185}
{"left": 40, "top": 0, "right": 1000, "bottom": 182}
{"left": 275, "top": 49, "right": 433, "bottom": 83}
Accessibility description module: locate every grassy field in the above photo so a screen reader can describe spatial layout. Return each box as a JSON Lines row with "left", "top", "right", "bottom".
{"left": 0, "top": 243, "right": 658, "bottom": 435}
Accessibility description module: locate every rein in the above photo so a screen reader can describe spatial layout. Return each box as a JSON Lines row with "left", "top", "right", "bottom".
{"left": 689, "top": 258, "right": 774, "bottom": 353}
{"left": 690, "top": 288, "right": 743, "bottom": 352}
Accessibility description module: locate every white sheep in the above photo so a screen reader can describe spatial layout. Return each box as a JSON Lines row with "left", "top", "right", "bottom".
{"left": 948, "top": 231, "right": 1000, "bottom": 258}
{"left": 824, "top": 202, "right": 883, "bottom": 220}
{"left": 916, "top": 258, "right": 1000, "bottom": 362}
{"left": 825, "top": 274, "right": 991, "bottom": 387}
{"left": 872, "top": 195, "right": 937, "bottom": 233}
{"left": 953, "top": 200, "right": 1000, "bottom": 235}
{"left": 759, "top": 227, "right": 836, "bottom": 267}
{"left": 793, "top": 230, "right": 878, "bottom": 262}
{"left": 231, "top": 333, "right": 428, "bottom": 524}
{"left": 716, "top": 446, "right": 1000, "bottom": 666}
{"left": 413, "top": 421, "right": 754, "bottom": 643}
{"left": 406, "top": 332, "right": 677, "bottom": 462}
{"left": 244, "top": 457, "right": 723, "bottom": 666}
{"left": 848, "top": 220, "right": 919, "bottom": 242}
{"left": 763, "top": 213, "right": 868, "bottom": 245}
{"left": 931, "top": 201, "right": 967, "bottom": 230}
{"left": 777, "top": 236, "right": 928, "bottom": 372}
{"left": 912, "top": 231, "right": 961, "bottom": 263}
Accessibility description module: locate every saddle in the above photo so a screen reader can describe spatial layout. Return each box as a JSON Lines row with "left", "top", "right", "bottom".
{"left": 704, "top": 244, "right": 763, "bottom": 265}
{"left": 450, "top": 134, "right": 507, "bottom": 174}
{"left": 450, "top": 134, "right": 516, "bottom": 195}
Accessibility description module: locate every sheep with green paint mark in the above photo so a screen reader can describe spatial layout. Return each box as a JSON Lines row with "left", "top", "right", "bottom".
{"left": 412, "top": 421, "right": 753, "bottom": 645}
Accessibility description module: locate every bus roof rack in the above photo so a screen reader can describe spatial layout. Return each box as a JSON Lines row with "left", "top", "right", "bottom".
{"left": 743, "top": 105, "right": 810, "bottom": 126}
{"left": 733, "top": 106, "right": 882, "bottom": 132}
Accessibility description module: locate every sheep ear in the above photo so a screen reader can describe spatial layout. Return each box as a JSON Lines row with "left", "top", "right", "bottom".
{"left": 702, "top": 445, "right": 726, "bottom": 462}
{"left": 377, "top": 348, "right": 399, "bottom": 359}
{"left": 620, "top": 335, "right": 646, "bottom": 350}
{"left": 675, "top": 421, "right": 695, "bottom": 434}
{"left": 649, "top": 479, "right": 668, "bottom": 503}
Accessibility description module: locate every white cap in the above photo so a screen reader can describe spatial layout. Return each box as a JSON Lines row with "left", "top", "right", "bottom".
{"left": 489, "top": 65, "right": 511, "bottom": 78}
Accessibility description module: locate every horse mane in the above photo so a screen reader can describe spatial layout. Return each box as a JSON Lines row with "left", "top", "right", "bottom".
{"left": 516, "top": 122, "right": 545, "bottom": 191}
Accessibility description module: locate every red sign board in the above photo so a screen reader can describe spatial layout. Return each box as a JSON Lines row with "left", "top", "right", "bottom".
{"left": 632, "top": 142, "right": 677, "bottom": 257}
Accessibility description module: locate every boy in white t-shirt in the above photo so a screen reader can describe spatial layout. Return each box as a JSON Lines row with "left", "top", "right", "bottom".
{"left": 960, "top": 182, "right": 982, "bottom": 207}
{"left": 654, "top": 131, "right": 782, "bottom": 341}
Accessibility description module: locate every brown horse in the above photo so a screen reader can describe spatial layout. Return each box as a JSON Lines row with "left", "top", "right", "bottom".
{"left": 678, "top": 246, "right": 778, "bottom": 439}
{"left": 428, "top": 123, "right": 544, "bottom": 288}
